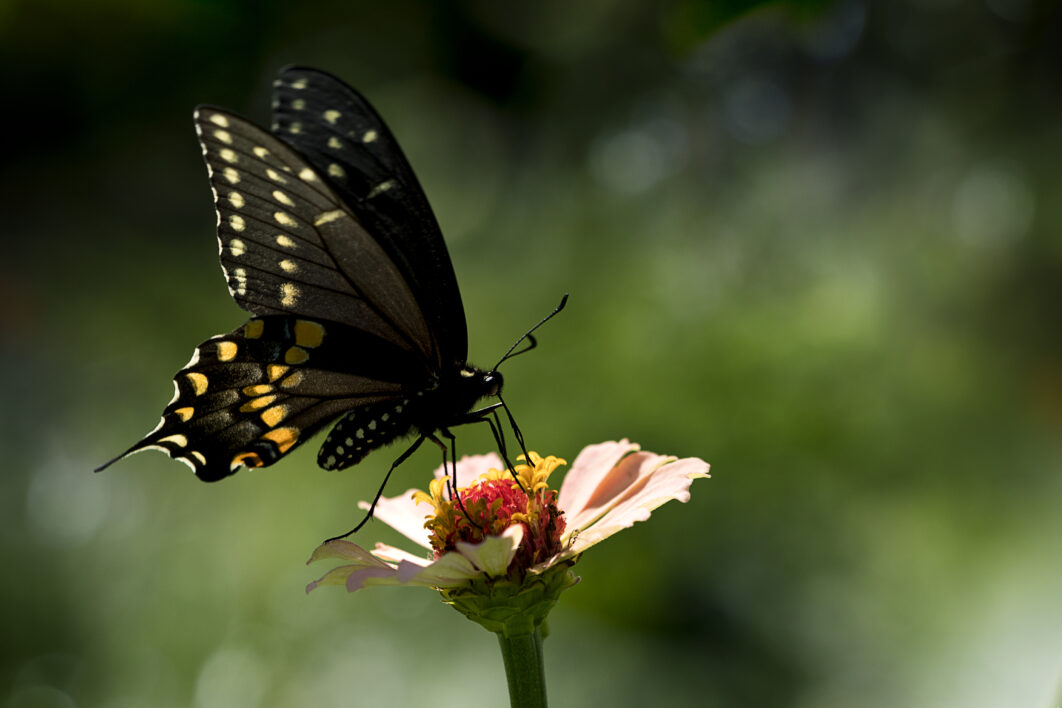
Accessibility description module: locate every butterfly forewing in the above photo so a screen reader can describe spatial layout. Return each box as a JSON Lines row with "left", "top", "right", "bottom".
{"left": 194, "top": 107, "right": 433, "bottom": 359}
{"left": 271, "top": 67, "right": 467, "bottom": 366}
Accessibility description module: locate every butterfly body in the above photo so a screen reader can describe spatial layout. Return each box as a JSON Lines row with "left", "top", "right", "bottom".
{"left": 98, "top": 67, "right": 506, "bottom": 483}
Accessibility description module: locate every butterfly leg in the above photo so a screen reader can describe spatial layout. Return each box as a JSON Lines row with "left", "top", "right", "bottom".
{"left": 323, "top": 434, "right": 427, "bottom": 542}
{"left": 453, "top": 404, "right": 529, "bottom": 493}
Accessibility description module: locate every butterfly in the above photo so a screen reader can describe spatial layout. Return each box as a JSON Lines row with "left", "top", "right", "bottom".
{"left": 97, "top": 66, "right": 560, "bottom": 495}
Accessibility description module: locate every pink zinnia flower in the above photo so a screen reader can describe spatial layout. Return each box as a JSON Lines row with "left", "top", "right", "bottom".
{"left": 307, "top": 439, "right": 710, "bottom": 601}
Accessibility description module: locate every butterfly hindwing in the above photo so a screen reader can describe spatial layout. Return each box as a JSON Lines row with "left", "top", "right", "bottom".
{"left": 102, "top": 316, "right": 426, "bottom": 481}
{"left": 271, "top": 67, "right": 468, "bottom": 366}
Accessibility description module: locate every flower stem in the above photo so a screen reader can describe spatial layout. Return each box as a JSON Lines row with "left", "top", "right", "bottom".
{"left": 496, "top": 628, "right": 548, "bottom": 708}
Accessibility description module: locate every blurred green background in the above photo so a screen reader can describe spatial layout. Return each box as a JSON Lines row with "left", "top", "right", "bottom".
{"left": 3, "top": 0, "right": 1061, "bottom": 706}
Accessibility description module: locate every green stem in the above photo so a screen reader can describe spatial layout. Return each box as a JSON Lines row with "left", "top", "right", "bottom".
{"left": 496, "top": 628, "right": 548, "bottom": 708}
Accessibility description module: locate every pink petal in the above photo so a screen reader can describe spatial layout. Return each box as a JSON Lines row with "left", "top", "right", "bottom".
{"left": 370, "top": 542, "right": 431, "bottom": 567}
{"left": 358, "top": 489, "right": 433, "bottom": 550}
{"left": 345, "top": 566, "right": 403, "bottom": 592}
{"left": 305, "top": 540, "right": 396, "bottom": 593}
{"left": 432, "top": 452, "right": 505, "bottom": 482}
{"left": 306, "top": 539, "right": 390, "bottom": 566}
{"left": 395, "top": 552, "right": 481, "bottom": 587}
{"left": 557, "top": 440, "right": 642, "bottom": 520}
{"left": 566, "top": 455, "right": 709, "bottom": 555}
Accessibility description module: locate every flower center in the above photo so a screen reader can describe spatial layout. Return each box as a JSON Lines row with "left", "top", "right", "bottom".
{"left": 414, "top": 453, "right": 568, "bottom": 576}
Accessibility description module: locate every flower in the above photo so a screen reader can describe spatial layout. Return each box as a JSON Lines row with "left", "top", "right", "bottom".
{"left": 307, "top": 439, "right": 710, "bottom": 598}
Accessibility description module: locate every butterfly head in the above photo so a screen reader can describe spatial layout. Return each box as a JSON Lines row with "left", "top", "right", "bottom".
{"left": 458, "top": 364, "right": 503, "bottom": 398}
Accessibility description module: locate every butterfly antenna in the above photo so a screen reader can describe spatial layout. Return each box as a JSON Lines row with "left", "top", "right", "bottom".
{"left": 492, "top": 294, "right": 568, "bottom": 371}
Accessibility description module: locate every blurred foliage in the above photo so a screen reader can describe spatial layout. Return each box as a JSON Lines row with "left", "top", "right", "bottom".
{"left": 2, "top": 0, "right": 1061, "bottom": 706}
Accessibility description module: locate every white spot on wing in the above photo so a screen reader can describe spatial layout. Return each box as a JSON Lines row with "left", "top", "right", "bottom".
{"left": 276, "top": 235, "right": 297, "bottom": 248}
{"left": 253, "top": 146, "right": 270, "bottom": 159}
{"left": 272, "top": 190, "right": 295, "bottom": 207}
{"left": 314, "top": 210, "right": 346, "bottom": 226}
{"left": 367, "top": 180, "right": 396, "bottom": 199}
{"left": 229, "top": 214, "right": 246, "bottom": 232}
{"left": 298, "top": 168, "right": 317, "bottom": 182}
{"left": 208, "top": 114, "right": 230, "bottom": 128}
{"left": 328, "top": 163, "right": 345, "bottom": 178}
{"left": 324, "top": 110, "right": 341, "bottom": 124}
{"left": 266, "top": 168, "right": 287, "bottom": 184}
{"left": 227, "top": 191, "right": 245, "bottom": 209}
{"left": 219, "top": 148, "right": 238, "bottom": 164}
{"left": 362, "top": 129, "right": 378, "bottom": 143}
{"left": 280, "top": 283, "right": 299, "bottom": 306}
{"left": 222, "top": 167, "right": 240, "bottom": 184}
{"left": 213, "top": 129, "right": 233, "bottom": 145}
{"left": 327, "top": 136, "right": 344, "bottom": 150}
{"left": 274, "top": 211, "right": 297, "bottom": 227}
{"left": 230, "top": 239, "right": 246, "bottom": 256}
{"left": 292, "top": 98, "right": 306, "bottom": 110}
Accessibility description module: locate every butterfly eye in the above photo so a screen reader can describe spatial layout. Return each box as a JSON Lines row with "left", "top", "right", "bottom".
{"left": 483, "top": 371, "right": 503, "bottom": 397}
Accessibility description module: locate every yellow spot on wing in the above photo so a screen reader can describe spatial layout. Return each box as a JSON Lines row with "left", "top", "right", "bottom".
{"left": 328, "top": 163, "right": 345, "bottom": 178}
{"left": 174, "top": 407, "right": 195, "bottom": 422}
{"left": 241, "top": 395, "right": 277, "bottom": 412}
{"left": 266, "top": 168, "right": 287, "bottom": 183}
{"left": 294, "top": 320, "right": 325, "bottom": 347}
{"left": 362, "top": 129, "right": 378, "bottom": 143}
{"left": 219, "top": 148, "right": 237, "bottom": 163}
{"left": 274, "top": 211, "right": 297, "bottom": 227}
{"left": 262, "top": 427, "right": 299, "bottom": 454}
{"left": 186, "top": 372, "right": 208, "bottom": 395}
{"left": 284, "top": 346, "right": 308, "bottom": 364}
{"left": 260, "top": 404, "right": 289, "bottom": 427}
{"left": 227, "top": 191, "right": 244, "bottom": 208}
{"left": 324, "top": 110, "right": 341, "bottom": 123}
{"left": 327, "top": 136, "right": 343, "bottom": 149}
{"left": 216, "top": 341, "right": 238, "bottom": 361}
{"left": 276, "top": 235, "right": 296, "bottom": 248}
{"left": 279, "top": 370, "right": 303, "bottom": 389}
{"left": 298, "top": 168, "right": 317, "bottom": 182}
{"left": 292, "top": 98, "right": 306, "bottom": 110}
{"left": 244, "top": 320, "right": 265, "bottom": 339}
{"left": 279, "top": 259, "right": 297, "bottom": 273}
{"left": 229, "top": 239, "right": 246, "bottom": 256}
{"left": 291, "top": 78, "right": 308, "bottom": 89}
{"left": 242, "top": 383, "right": 273, "bottom": 396}
{"left": 190, "top": 450, "right": 207, "bottom": 466}
{"left": 272, "top": 190, "right": 294, "bottom": 207}
{"left": 229, "top": 215, "right": 245, "bottom": 232}
{"left": 253, "top": 146, "right": 270, "bottom": 159}
{"left": 208, "top": 114, "right": 229, "bottom": 128}
{"left": 214, "top": 129, "right": 233, "bottom": 144}
{"left": 289, "top": 121, "right": 302, "bottom": 134}
{"left": 267, "top": 364, "right": 289, "bottom": 381}
{"left": 222, "top": 167, "right": 240, "bottom": 184}
{"left": 231, "top": 451, "right": 263, "bottom": 470}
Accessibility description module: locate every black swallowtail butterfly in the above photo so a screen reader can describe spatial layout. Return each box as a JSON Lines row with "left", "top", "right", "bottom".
{"left": 97, "top": 66, "right": 560, "bottom": 493}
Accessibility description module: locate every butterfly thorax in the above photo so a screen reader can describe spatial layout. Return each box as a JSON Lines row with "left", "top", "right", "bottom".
{"left": 411, "top": 363, "right": 502, "bottom": 435}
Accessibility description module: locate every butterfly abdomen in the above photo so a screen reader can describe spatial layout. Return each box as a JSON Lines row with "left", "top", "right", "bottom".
{"left": 317, "top": 363, "right": 502, "bottom": 471}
